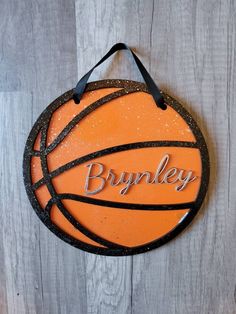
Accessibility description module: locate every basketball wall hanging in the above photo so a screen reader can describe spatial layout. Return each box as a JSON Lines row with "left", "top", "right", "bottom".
{"left": 23, "top": 43, "right": 210, "bottom": 256}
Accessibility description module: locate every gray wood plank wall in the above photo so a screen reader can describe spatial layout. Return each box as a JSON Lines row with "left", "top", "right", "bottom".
{"left": 0, "top": 0, "right": 235, "bottom": 313}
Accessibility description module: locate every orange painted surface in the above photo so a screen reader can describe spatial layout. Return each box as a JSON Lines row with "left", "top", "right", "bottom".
{"left": 31, "top": 88, "right": 202, "bottom": 248}
{"left": 50, "top": 204, "right": 105, "bottom": 247}
{"left": 31, "top": 156, "right": 43, "bottom": 184}
{"left": 34, "top": 185, "right": 51, "bottom": 209}
{"left": 54, "top": 200, "right": 189, "bottom": 247}
{"left": 46, "top": 89, "right": 196, "bottom": 171}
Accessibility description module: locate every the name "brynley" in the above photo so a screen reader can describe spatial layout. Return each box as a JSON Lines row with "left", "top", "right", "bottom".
{"left": 84, "top": 154, "right": 197, "bottom": 196}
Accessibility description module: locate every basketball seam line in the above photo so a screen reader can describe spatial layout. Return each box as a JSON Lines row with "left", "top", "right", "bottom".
{"left": 45, "top": 193, "right": 195, "bottom": 211}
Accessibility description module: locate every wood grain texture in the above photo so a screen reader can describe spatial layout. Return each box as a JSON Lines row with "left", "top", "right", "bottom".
{"left": 0, "top": 92, "right": 43, "bottom": 314}
{"left": 0, "top": 0, "right": 236, "bottom": 313}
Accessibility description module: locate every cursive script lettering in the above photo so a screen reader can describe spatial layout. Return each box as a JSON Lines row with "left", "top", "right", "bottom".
{"left": 84, "top": 154, "right": 197, "bottom": 195}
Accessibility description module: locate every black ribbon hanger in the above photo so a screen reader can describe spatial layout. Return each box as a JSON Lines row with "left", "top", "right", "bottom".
{"left": 73, "top": 43, "right": 166, "bottom": 110}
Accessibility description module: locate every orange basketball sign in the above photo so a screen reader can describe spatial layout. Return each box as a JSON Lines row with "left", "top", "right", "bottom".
{"left": 23, "top": 79, "right": 209, "bottom": 255}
